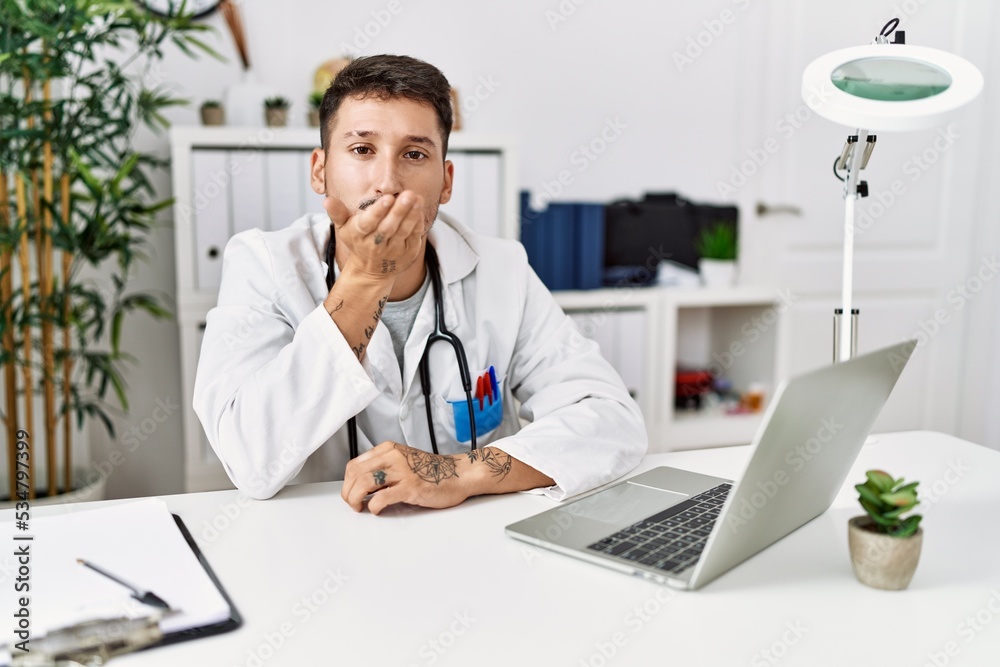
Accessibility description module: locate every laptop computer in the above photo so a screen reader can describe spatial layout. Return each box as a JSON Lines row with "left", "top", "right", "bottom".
{"left": 505, "top": 339, "right": 915, "bottom": 590}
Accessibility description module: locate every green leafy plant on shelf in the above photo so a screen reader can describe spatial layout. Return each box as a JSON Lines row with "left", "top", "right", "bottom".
{"left": 264, "top": 96, "right": 290, "bottom": 110}
{"left": 695, "top": 222, "right": 738, "bottom": 261}
{"left": 855, "top": 470, "right": 923, "bottom": 538}
{"left": 308, "top": 91, "right": 324, "bottom": 110}
{"left": 1, "top": 0, "right": 217, "bottom": 500}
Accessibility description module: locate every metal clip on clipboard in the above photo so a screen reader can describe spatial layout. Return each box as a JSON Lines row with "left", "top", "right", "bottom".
{"left": 3, "top": 612, "right": 170, "bottom": 667}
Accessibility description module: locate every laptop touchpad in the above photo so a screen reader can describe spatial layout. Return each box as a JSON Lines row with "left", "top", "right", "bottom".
{"left": 563, "top": 483, "right": 687, "bottom": 525}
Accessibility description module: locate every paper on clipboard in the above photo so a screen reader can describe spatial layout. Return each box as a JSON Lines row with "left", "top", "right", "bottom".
{"left": 23, "top": 498, "right": 232, "bottom": 638}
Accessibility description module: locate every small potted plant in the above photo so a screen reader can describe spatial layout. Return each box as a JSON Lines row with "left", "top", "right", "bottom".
{"left": 848, "top": 470, "right": 923, "bottom": 590}
{"left": 200, "top": 100, "right": 225, "bottom": 126}
{"left": 695, "top": 222, "right": 738, "bottom": 287}
{"left": 264, "top": 96, "right": 290, "bottom": 127}
{"left": 308, "top": 91, "right": 323, "bottom": 128}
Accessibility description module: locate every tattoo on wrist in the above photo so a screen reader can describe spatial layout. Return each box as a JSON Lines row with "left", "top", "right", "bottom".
{"left": 329, "top": 300, "right": 344, "bottom": 314}
{"left": 467, "top": 448, "right": 513, "bottom": 481}
{"left": 374, "top": 232, "right": 384, "bottom": 245}
{"left": 381, "top": 259, "right": 396, "bottom": 274}
{"left": 395, "top": 443, "right": 460, "bottom": 484}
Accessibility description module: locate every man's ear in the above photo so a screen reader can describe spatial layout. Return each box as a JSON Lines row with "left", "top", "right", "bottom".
{"left": 438, "top": 159, "right": 454, "bottom": 205}
{"left": 310, "top": 148, "right": 327, "bottom": 195}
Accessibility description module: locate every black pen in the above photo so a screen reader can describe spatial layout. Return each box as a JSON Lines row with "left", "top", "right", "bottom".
{"left": 77, "top": 558, "right": 171, "bottom": 609}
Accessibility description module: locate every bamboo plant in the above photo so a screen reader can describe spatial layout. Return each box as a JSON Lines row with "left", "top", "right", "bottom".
{"left": 0, "top": 0, "right": 217, "bottom": 500}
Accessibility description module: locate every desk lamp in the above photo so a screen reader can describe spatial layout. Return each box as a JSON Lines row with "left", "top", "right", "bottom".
{"left": 801, "top": 18, "right": 983, "bottom": 362}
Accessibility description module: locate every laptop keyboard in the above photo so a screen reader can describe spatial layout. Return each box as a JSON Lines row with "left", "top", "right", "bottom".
{"left": 586, "top": 483, "right": 732, "bottom": 575}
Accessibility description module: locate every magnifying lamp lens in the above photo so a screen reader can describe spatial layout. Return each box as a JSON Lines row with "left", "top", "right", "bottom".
{"left": 831, "top": 57, "right": 952, "bottom": 101}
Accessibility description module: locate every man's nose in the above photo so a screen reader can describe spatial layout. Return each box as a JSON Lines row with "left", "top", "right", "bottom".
{"left": 373, "top": 157, "right": 402, "bottom": 197}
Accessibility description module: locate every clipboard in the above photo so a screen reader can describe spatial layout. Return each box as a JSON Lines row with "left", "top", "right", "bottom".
{"left": 5, "top": 498, "right": 243, "bottom": 663}
{"left": 151, "top": 514, "right": 242, "bottom": 648}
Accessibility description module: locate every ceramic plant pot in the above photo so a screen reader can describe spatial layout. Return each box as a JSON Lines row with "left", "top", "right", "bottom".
{"left": 265, "top": 108, "right": 288, "bottom": 127}
{"left": 848, "top": 516, "right": 923, "bottom": 590}
{"left": 200, "top": 106, "right": 225, "bottom": 126}
{"left": 0, "top": 470, "right": 107, "bottom": 510}
{"left": 698, "top": 259, "right": 737, "bottom": 287}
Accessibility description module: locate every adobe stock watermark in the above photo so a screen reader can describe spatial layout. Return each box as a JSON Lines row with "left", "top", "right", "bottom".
{"left": 902, "top": 254, "right": 999, "bottom": 352}
{"left": 672, "top": 0, "right": 756, "bottom": 73}
{"left": 920, "top": 459, "right": 969, "bottom": 515}
{"left": 921, "top": 589, "right": 1000, "bottom": 667}
{"left": 405, "top": 611, "right": 477, "bottom": 667}
{"left": 549, "top": 245, "right": 677, "bottom": 361}
{"left": 455, "top": 75, "right": 501, "bottom": 123}
{"left": 222, "top": 253, "right": 326, "bottom": 352}
{"left": 544, "top": 0, "right": 590, "bottom": 31}
{"left": 577, "top": 586, "right": 677, "bottom": 667}
{"left": 532, "top": 117, "right": 628, "bottom": 210}
{"left": 707, "top": 288, "right": 796, "bottom": 376}
{"left": 726, "top": 415, "right": 845, "bottom": 533}
{"left": 715, "top": 80, "right": 839, "bottom": 198}
{"left": 71, "top": 397, "right": 180, "bottom": 492}
{"left": 850, "top": 125, "right": 961, "bottom": 240}
{"left": 337, "top": 0, "right": 406, "bottom": 56}
{"left": 237, "top": 567, "right": 350, "bottom": 667}
{"left": 750, "top": 620, "right": 809, "bottom": 666}
{"left": 174, "top": 128, "right": 277, "bottom": 226}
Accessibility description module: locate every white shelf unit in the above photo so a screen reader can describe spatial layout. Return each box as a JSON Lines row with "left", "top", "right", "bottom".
{"left": 170, "top": 126, "right": 518, "bottom": 491}
{"left": 554, "top": 286, "right": 788, "bottom": 453}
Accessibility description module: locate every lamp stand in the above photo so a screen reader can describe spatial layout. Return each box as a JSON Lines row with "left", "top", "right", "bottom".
{"left": 834, "top": 128, "right": 870, "bottom": 362}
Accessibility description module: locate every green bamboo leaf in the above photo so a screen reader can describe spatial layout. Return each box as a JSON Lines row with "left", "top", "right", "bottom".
{"left": 111, "top": 309, "right": 123, "bottom": 354}
{"left": 108, "top": 367, "right": 128, "bottom": 411}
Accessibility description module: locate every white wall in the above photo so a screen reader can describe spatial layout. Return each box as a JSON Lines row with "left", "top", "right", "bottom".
{"left": 96, "top": 0, "right": 1000, "bottom": 499}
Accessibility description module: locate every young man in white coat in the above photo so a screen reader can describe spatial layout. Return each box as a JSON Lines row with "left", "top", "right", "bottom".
{"left": 193, "top": 55, "right": 647, "bottom": 514}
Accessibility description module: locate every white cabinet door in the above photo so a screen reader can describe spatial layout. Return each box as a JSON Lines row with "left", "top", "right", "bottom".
{"left": 191, "top": 150, "right": 230, "bottom": 290}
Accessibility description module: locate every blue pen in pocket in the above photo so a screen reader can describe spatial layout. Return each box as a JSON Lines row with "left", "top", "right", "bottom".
{"left": 451, "top": 370, "right": 503, "bottom": 444}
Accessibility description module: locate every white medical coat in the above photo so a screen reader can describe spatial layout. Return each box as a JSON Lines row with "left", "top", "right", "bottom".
{"left": 193, "top": 213, "right": 647, "bottom": 501}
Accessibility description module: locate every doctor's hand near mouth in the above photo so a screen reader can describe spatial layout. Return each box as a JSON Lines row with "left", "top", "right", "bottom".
{"left": 320, "top": 191, "right": 426, "bottom": 364}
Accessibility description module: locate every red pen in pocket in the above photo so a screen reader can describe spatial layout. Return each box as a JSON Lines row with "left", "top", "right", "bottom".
{"left": 476, "top": 376, "right": 484, "bottom": 410}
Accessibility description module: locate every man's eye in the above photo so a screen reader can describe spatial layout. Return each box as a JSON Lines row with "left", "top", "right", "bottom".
{"left": 352, "top": 146, "right": 372, "bottom": 155}
{"left": 404, "top": 150, "right": 427, "bottom": 160}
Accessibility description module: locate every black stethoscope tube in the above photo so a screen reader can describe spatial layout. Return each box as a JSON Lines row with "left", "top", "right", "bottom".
{"left": 325, "top": 227, "right": 477, "bottom": 459}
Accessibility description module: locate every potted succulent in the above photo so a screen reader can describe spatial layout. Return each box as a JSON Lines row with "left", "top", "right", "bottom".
{"left": 264, "top": 96, "right": 290, "bottom": 127}
{"left": 1, "top": 0, "right": 215, "bottom": 505}
{"left": 200, "top": 100, "right": 225, "bottom": 126}
{"left": 307, "top": 91, "right": 323, "bottom": 128}
{"left": 695, "top": 222, "right": 738, "bottom": 287}
{"left": 848, "top": 470, "right": 924, "bottom": 590}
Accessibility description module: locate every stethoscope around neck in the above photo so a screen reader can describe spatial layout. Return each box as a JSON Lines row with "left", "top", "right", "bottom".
{"left": 325, "top": 228, "right": 478, "bottom": 459}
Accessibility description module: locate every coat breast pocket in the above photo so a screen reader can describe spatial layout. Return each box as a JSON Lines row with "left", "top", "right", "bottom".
{"left": 430, "top": 376, "right": 505, "bottom": 448}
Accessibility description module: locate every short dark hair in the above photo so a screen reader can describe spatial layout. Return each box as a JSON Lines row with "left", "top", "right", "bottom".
{"left": 319, "top": 54, "right": 453, "bottom": 157}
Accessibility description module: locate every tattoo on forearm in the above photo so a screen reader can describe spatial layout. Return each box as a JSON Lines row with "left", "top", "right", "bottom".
{"left": 352, "top": 343, "right": 365, "bottom": 359}
{"left": 467, "top": 448, "right": 513, "bottom": 481}
{"left": 395, "top": 443, "right": 459, "bottom": 484}
{"left": 364, "top": 295, "right": 388, "bottom": 340}
{"left": 381, "top": 259, "right": 396, "bottom": 273}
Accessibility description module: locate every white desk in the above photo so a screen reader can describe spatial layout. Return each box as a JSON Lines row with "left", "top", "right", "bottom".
{"left": 10, "top": 431, "right": 1000, "bottom": 666}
